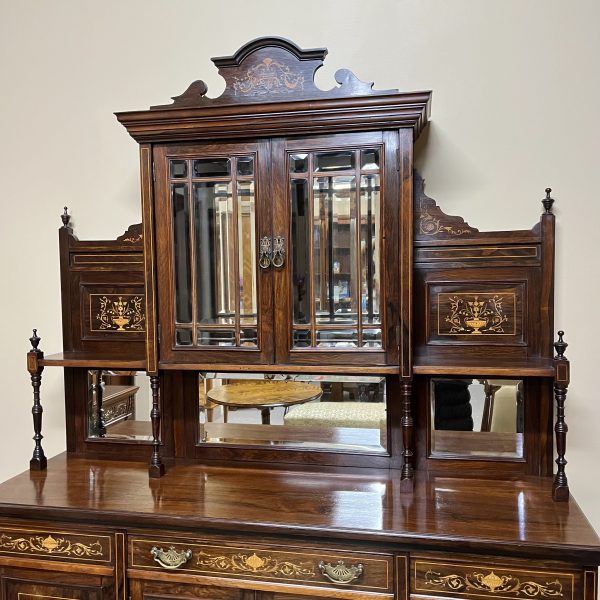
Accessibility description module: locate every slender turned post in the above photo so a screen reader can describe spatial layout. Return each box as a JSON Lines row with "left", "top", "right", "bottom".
{"left": 553, "top": 330, "right": 570, "bottom": 501}
{"left": 400, "top": 380, "right": 414, "bottom": 490}
{"left": 27, "top": 329, "right": 47, "bottom": 471}
{"left": 149, "top": 374, "right": 165, "bottom": 478}
{"left": 89, "top": 370, "right": 106, "bottom": 437}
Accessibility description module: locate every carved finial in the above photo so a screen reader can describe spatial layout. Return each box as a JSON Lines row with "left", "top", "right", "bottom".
{"left": 542, "top": 188, "right": 554, "bottom": 214}
{"left": 29, "top": 329, "right": 41, "bottom": 352}
{"left": 554, "top": 330, "right": 568, "bottom": 359}
{"left": 61, "top": 207, "right": 71, "bottom": 228}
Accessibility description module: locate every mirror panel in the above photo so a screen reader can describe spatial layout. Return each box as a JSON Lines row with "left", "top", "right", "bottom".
{"left": 198, "top": 373, "right": 388, "bottom": 454}
{"left": 87, "top": 371, "right": 152, "bottom": 442}
{"left": 430, "top": 378, "right": 524, "bottom": 459}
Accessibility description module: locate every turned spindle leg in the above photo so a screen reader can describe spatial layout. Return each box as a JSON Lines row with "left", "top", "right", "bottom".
{"left": 553, "top": 330, "right": 570, "bottom": 502}
{"left": 90, "top": 369, "right": 107, "bottom": 437}
{"left": 27, "top": 329, "right": 47, "bottom": 471}
{"left": 149, "top": 374, "right": 165, "bottom": 478}
{"left": 400, "top": 380, "right": 414, "bottom": 490}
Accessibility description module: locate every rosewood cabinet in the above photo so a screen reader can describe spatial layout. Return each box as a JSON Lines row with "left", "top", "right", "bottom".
{"left": 0, "top": 36, "right": 598, "bottom": 600}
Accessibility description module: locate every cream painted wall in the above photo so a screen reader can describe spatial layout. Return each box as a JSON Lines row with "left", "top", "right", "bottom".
{"left": 0, "top": 0, "right": 598, "bottom": 531}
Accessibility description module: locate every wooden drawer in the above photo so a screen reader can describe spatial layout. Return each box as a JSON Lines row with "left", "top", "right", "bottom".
{"left": 411, "top": 554, "right": 578, "bottom": 599}
{"left": 0, "top": 523, "right": 113, "bottom": 567}
{"left": 129, "top": 534, "right": 393, "bottom": 592}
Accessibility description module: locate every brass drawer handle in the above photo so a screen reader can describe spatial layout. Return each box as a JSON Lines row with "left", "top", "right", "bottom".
{"left": 318, "top": 560, "right": 364, "bottom": 584}
{"left": 150, "top": 546, "right": 192, "bottom": 570}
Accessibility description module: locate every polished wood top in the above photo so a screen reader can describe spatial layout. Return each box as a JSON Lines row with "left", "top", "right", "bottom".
{"left": 206, "top": 381, "right": 322, "bottom": 408}
{"left": 0, "top": 454, "right": 597, "bottom": 562}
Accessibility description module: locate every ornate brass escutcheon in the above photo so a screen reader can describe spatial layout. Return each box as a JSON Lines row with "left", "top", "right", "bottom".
{"left": 272, "top": 235, "right": 286, "bottom": 268}
{"left": 150, "top": 545, "right": 192, "bottom": 570}
{"left": 318, "top": 560, "right": 364, "bottom": 584}
{"left": 259, "top": 236, "right": 272, "bottom": 269}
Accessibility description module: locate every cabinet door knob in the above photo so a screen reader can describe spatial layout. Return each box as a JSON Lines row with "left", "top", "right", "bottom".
{"left": 259, "top": 236, "right": 272, "bottom": 269}
{"left": 150, "top": 546, "right": 192, "bottom": 569}
{"left": 272, "top": 235, "right": 286, "bottom": 268}
{"left": 318, "top": 560, "right": 364, "bottom": 584}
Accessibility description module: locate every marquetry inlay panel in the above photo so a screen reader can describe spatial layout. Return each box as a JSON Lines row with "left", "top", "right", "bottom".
{"left": 130, "top": 536, "right": 391, "bottom": 590}
{"left": 426, "top": 282, "right": 526, "bottom": 346}
{"left": 0, "top": 526, "right": 112, "bottom": 563}
{"left": 413, "top": 559, "right": 575, "bottom": 600}
{"left": 89, "top": 294, "right": 145, "bottom": 333}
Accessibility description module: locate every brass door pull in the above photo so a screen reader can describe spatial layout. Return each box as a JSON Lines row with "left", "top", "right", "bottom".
{"left": 272, "top": 235, "right": 286, "bottom": 267}
{"left": 318, "top": 560, "right": 364, "bottom": 584}
{"left": 259, "top": 236, "right": 272, "bottom": 269}
{"left": 150, "top": 546, "right": 192, "bottom": 569}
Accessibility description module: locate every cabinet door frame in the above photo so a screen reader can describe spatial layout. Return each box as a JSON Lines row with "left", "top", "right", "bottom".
{"left": 154, "top": 140, "right": 274, "bottom": 367}
{"left": 273, "top": 131, "right": 400, "bottom": 368}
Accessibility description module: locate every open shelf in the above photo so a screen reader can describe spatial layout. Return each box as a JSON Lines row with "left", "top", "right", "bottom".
{"left": 413, "top": 355, "right": 555, "bottom": 377}
{"left": 40, "top": 352, "right": 147, "bottom": 370}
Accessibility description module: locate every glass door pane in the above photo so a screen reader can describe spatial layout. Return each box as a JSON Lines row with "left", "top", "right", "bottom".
{"left": 289, "top": 146, "right": 383, "bottom": 351}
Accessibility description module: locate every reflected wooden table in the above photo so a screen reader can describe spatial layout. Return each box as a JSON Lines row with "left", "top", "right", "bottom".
{"left": 206, "top": 381, "right": 323, "bottom": 425}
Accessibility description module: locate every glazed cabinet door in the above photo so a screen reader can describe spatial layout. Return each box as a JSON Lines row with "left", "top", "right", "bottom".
{"left": 273, "top": 132, "right": 400, "bottom": 367}
{"left": 154, "top": 141, "right": 274, "bottom": 366}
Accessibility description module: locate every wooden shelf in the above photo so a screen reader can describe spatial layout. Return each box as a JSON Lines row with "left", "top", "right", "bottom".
{"left": 40, "top": 352, "right": 146, "bottom": 370}
{"left": 413, "top": 356, "right": 555, "bottom": 377}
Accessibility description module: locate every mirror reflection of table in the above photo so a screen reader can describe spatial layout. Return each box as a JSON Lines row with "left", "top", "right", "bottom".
{"left": 205, "top": 381, "right": 323, "bottom": 425}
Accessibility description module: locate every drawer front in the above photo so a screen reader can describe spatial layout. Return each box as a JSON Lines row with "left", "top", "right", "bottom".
{"left": 412, "top": 557, "right": 576, "bottom": 599}
{"left": 130, "top": 535, "right": 392, "bottom": 591}
{"left": 0, "top": 524, "right": 112, "bottom": 565}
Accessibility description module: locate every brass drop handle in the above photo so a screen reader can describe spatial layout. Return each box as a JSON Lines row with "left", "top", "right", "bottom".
{"left": 318, "top": 560, "right": 364, "bottom": 584}
{"left": 272, "top": 235, "right": 286, "bottom": 268}
{"left": 150, "top": 546, "right": 192, "bottom": 570}
{"left": 259, "top": 236, "right": 272, "bottom": 269}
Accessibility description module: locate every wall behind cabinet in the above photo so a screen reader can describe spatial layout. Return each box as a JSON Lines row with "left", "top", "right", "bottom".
{"left": 0, "top": 0, "right": 598, "bottom": 530}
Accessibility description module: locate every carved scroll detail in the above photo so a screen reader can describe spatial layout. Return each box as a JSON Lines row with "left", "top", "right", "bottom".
{"left": 0, "top": 533, "right": 104, "bottom": 558}
{"left": 116, "top": 223, "right": 143, "bottom": 243}
{"left": 425, "top": 569, "right": 564, "bottom": 597}
{"left": 196, "top": 550, "right": 316, "bottom": 578}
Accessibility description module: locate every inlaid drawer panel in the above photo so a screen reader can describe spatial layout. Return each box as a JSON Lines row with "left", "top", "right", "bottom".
{"left": 0, "top": 524, "right": 112, "bottom": 566}
{"left": 412, "top": 556, "right": 577, "bottom": 599}
{"left": 130, "top": 535, "right": 392, "bottom": 591}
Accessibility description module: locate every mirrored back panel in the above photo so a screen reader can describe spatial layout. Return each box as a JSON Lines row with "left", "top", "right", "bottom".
{"left": 199, "top": 372, "right": 388, "bottom": 454}
{"left": 87, "top": 370, "right": 152, "bottom": 442}
{"left": 430, "top": 378, "right": 524, "bottom": 460}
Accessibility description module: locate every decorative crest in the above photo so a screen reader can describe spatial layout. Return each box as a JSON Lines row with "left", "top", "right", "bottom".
{"left": 542, "top": 187, "right": 554, "bottom": 214}
{"left": 61, "top": 207, "right": 71, "bottom": 228}
{"left": 554, "top": 330, "right": 568, "bottom": 360}
{"left": 414, "top": 172, "right": 478, "bottom": 239}
{"left": 116, "top": 223, "right": 143, "bottom": 243}
{"left": 29, "top": 329, "right": 41, "bottom": 352}
{"left": 152, "top": 36, "right": 396, "bottom": 109}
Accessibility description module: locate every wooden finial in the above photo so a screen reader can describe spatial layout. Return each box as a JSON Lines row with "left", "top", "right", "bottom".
{"left": 29, "top": 329, "right": 41, "bottom": 352}
{"left": 554, "top": 330, "right": 568, "bottom": 359}
{"left": 542, "top": 188, "right": 554, "bottom": 214}
{"left": 61, "top": 207, "right": 71, "bottom": 228}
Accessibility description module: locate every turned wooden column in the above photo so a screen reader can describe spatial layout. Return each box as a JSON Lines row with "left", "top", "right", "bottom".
{"left": 400, "top": 380, "right": 414, "bottom": 489}
{"left": 26, "top": 329, "right": 47, "bottom": 471}
{"left": 149, "top": 374, "right": 165, "bottom": 478}
{"left": 89, "top": 370, "right": 107, "bottom": 437}
{"left": 553, "top": 330, "right": 570, "bottom": 502}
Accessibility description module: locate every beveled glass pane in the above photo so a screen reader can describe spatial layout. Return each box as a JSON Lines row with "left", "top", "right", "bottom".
{"left": 314, "top": 151, "right": 355, "bottom": 172}
{"left": 197, "top": 329, "right": 235, "bottom": 346}
{"left": 171, "top": 183, "right": 192, "bottom": 323}
{"left": 289, "top": 154, "right": 308, "bottom": 173}
{"left": 360, "top": 149, "right": 379, "bottom": 171}
{"left": 170, "top": 160, "right": 188, "bottom": 178}
{"left": 292, "top": 330, "right": 311, "bottom": 348}
{"left": 237, "top": 181, "right": 257, "bottom": 325}
{"left": 313, "top": 176, "right": 357, "bottom": 324}
{"left": 240, "top": 328, "right": 257, "bottom": 347}
{"left": 430, "top": 378, "right": 524, "bottom": 459}
{"left": 360, "top": 174, "right": 381, "bottom": 325}
{"left": 291, "top": 179, "right": 310, "bottom": 325}
{"left": 193, "top": 158, "right": 231, "bottom": 178}
{"left": 193, "top": 182, "right": 235, "bottom": 325}
{"left": 362, "top": 329, "right": 382, "bottom": 348}
{"left": 175, "top": 328, "right": 193, "bottom": 346}
{"left": 316, "top": 329, "right": 358, "bottom": 348}
{"left": 237, "top": 156, "right": 254, "bottom": 177}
